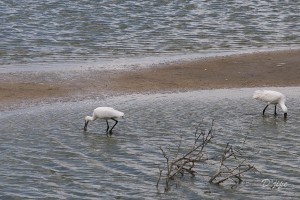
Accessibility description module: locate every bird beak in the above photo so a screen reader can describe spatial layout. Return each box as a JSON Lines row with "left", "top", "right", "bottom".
{"left": 284, "top": 113, "right": 287, "bottom": 118}
{"left": 84, "top": 121, "right": 89, "bottom": 131}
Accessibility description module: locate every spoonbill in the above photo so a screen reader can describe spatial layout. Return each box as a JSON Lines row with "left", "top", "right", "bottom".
{"left": 253, "top": 90, "right": 287, "bottom": 118}
{"left": 84, "top": 107, "right": 124, "bottom": 134}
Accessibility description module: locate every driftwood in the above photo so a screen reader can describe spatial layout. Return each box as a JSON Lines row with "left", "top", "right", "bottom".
{"left": 157, "top": 120, "right": 256, "bottom": 192}
{"left": 209, "top": 142, "right": 256, "bottom": 185}
{"left": 157, "top": 120, "right": 214, "bottom": 191}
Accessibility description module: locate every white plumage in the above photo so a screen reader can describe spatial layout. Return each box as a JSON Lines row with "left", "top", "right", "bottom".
{"left": 84, "top": 107, "right": 124, "bottom": 134}
{"left": 253, "top": 90, "right": 287, "bottom": 118}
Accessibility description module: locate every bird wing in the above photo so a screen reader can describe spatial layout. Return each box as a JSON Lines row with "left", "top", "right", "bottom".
{"left": 94, "top": 107, "right": 124, "bottom": 119}
{"left": 253, "top": 90, "right": 283, "bottom": 104}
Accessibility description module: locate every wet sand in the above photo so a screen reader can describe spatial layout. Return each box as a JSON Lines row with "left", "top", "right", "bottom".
{"left": 1, "top": 49, "right": 300, "bottom": 110}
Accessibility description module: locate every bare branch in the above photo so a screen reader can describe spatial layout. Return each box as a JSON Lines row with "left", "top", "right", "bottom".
{"left": 157, "top": 120, "right": 256, "bottom": 192}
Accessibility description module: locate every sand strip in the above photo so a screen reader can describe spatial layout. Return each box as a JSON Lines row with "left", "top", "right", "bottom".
{"left": 1, "top": 49, "right": 299, "bottom": 110}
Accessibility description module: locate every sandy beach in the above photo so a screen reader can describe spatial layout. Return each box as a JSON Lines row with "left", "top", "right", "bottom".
{"left": 1, "top": 49, "right": 299, "bottom": 110}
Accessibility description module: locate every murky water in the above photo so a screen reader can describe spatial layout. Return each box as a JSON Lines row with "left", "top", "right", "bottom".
{"left": 1, "top": 0, "right": 299, "bottom": 66}
{"left": 1, "top": 87, "right": 299, "bottom": 199}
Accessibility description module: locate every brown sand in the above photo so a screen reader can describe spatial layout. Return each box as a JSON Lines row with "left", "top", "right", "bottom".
{"left": 1, "top": 49, "right": 299, "bottom": 110}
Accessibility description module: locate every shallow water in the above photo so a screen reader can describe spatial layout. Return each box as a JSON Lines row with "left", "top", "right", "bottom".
{"left": 1, "top": 87, "right": 300, "bottom": 199}
{"left": 1, "top": 0, "right": 299, "bottom": 66}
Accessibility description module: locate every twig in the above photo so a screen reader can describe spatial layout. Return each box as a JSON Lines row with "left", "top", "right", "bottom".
{"left": 157, "top": 120, "right": 256, "bottom": 191}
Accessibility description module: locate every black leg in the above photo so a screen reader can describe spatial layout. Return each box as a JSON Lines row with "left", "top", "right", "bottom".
{"left": 109, "top": 119, "right": 118, "bottom": 135}
{"left": 106, "top": 120, "right": 110, "bottom": 133}
{"left": 262, "top": 105, "right": 269, "bottom": 115}
{"left": 84, "top": 121, "right": 89, "bottom": 131}
{"left": 274, "top": 105, "right": 278, "bottom": 116}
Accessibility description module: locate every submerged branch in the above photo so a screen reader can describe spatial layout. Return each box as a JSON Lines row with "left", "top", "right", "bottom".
{"left": 157, "top": 120, "right": 256, "bottom": 192}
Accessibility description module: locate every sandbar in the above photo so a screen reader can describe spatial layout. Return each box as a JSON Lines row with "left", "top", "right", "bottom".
{"left": 1, "top": 49, "right": 299, "bottom": 110}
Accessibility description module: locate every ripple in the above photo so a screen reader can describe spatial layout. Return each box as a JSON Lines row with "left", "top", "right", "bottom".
{"left": 0, "top": 87, "right": 300, "bottom": 198}
{"left": 1, "top": 1, "right": 299, "bottom": 66}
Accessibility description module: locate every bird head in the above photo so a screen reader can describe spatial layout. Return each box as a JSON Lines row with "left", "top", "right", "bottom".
{"left": 279, "top": 101, "right": 287, "bottom": 118}
{"left": 84, "top": 116, "right": 90, "bottom": 131}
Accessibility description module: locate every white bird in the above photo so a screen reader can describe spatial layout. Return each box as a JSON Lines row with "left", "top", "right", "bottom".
{"left": 253, "top": 90, "right": 287, "bottom": 118}
{"left": 84, "top": 107, "right": 124, "bottom": 134}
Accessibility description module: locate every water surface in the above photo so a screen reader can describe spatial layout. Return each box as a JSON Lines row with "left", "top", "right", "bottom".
{"left": 1, "top": 0, "right": 299, "bottom": 67}
{"left": 0, "top": 87, "right": 299, "bottom": 199}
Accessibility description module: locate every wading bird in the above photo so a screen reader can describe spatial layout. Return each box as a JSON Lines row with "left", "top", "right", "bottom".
{"left": 84, "top": 107, "right": 124, "bottom": 134}
{"left": 253, "top": 90, "right": 287, "bottom": 118}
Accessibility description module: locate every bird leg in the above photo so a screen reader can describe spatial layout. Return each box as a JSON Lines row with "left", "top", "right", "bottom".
{"left": 274, "top": 105, "right": 277, "bottom": 116}
{"left": 109, "top": 119, "right": 118, "bottom": 135}
{"left": 262, "top": 105, "right": 269, "bottom": 115}
{"left": 84, "top": 121, "right": 89, "bottom": 131}
{"left": 106, "top": 120, "right": 110, "bottom": 133}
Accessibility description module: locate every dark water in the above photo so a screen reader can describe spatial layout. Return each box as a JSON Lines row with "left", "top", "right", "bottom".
{"left": 1, "top": 87, "right": 299, "bottom": 199}
{"left": 1, "top": 0, "right": 299, "bottom": 67}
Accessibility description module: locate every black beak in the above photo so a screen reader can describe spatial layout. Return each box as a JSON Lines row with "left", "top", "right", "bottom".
{"left": 284, "top": 113, "right": 287, "bottom": 118}
{"left": 84, "top": 121, "right": 89, "bottom": 131}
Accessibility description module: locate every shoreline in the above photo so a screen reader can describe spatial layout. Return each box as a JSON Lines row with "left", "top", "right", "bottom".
{"left": 1, "top": 49, "right": 299, "bottom": 110}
